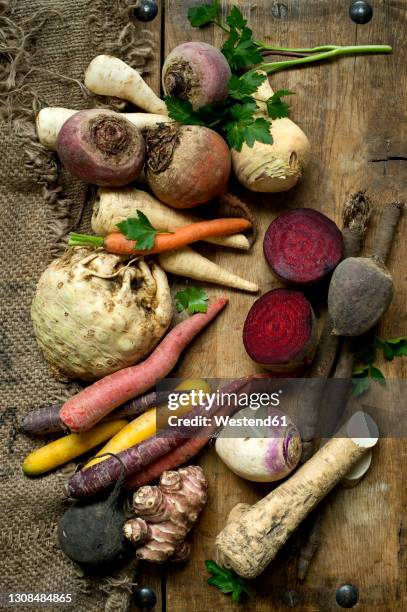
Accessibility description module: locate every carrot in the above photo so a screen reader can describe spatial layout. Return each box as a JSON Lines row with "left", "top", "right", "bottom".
{"left": 66, "top": 377, "right": 250, "bottom": 499}
{"left": 22, "top": 419, "right": 127, "bottom": 476}
{"left": 59, "top": 297, "right": 228, "bottom": 433}
{"left": 68, "top": 218, "right": 251, "bottom": 255}
{"left": 84, "top": 378, "right": 211, "bottom": 467}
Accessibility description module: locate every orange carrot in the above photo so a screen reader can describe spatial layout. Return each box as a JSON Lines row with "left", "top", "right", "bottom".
{"left": 68, "top": 218, "right": 251, "bottom": 255}
{"left": 59, "top": 297, "right": 228, "bottom": 433}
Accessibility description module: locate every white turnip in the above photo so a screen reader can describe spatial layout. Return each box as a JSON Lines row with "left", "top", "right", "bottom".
{"left": 162, "top": 42, "right": 231, "bottom": 109}
{"left": 56, "top": 109, "right": 145, "bottom": 186}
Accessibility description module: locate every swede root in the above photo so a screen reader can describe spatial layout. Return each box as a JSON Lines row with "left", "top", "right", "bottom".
{"left": 329, "top": 201, "right": 404, "bottom": 336}
{"left": 158, "top": 247, "right": 258, "bottom": 293}
{"left": 92, "top": 187, "right": 250, "bottom": 250}
{"left": 84, "top": 55, "right": 167, "bottom": 114}
{"left": 264, "top": 208, "right": 343, "bottom": 285}
{"left": 124, "top": 466, "right": 208, "bottom": 562}
{"left": 36, "top": 107, "right": 171, "bottom": 150}
{"left": 232, "top": 74, "right": 310, "bottom": 192}
{"left": 162, "top": 42, "right": 231, "bottom": 109}
{"left": 243, "top": 289, "right": 317, "bottom": 372}
{"left": 215, "top": 411, "right": 378, "bottom": 578}
{"left": 144, "top": 123, "right": 231, "bottom": 208}
{"left": 56, "top": 109, "right": 145, "bottom": 187}
{"left": 60, "top": 297, "right": 228, "bottom": 432}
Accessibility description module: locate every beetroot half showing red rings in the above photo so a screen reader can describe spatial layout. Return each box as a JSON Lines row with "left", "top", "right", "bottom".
{"left": 263, "top": 208, "right": 343, "bottom": 285}
{"left": 243, "top": 289, "right": 317, "bottom": 372}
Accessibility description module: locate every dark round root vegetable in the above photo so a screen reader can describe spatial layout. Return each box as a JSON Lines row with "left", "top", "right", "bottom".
{"left": 243, "top": 289, "right": 317, "bottom": 372}
{"left": 162, "top": 42, "right": 232, "bottom": 109}
{"left": 144, "top": 123, "right": 231, "bottom": 208}
{"left": 56, "top": 109, "right": 145, "bottom": 187}
{"left": 264, "top": 208, "right": 343, "bottom": 285}
{"left": 58, "top": 455, "right": 130, "bottom": 568}
{"left": 328, "top": 256, "right": 394, "bottom": 336}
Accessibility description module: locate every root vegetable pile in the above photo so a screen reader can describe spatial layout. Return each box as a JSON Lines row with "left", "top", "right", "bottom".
{"left": 56, "top": 109, "right": 145, "bottom": 186}
{"left": 263, "top": 208, "right": 343, "bottom": 285}
{"left": 124, "top": 466, "right": 207, "bottom": 562}
{"left": 243, "top": 289, "right": 317, "bottom": 372}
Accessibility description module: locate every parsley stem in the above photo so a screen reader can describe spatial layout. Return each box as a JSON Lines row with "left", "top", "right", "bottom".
{"left": 248, "top": 44, "right": 392, "bottom": 76}
{"left": 214, "top": 20, "right": 230, "bottom": 33}
{"left": 255, "top": 42, "right": 342, "bottom": 53}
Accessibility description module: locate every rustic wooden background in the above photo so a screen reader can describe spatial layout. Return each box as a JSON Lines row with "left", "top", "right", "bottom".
{"left": 134, "top": 1, "right": 407, "bottom": 610}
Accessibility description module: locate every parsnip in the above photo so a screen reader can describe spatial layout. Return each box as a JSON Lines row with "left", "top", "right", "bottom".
{"left": 216, "top": 411, "right": 378, "bottom": 578}
{"left": 159, "top": 246, "right": 258, "bottom": 293}
{"left": 36, "top": 107, "right": 171, "bottom": 150}
{"left": 92, "top": 187, "right": 250, "bottom": 251}
{"left": 232, "top": 74, "right": 311, "bottom": 193}
{"left": 85, "top": 55, "right": 167, "bottom": 115}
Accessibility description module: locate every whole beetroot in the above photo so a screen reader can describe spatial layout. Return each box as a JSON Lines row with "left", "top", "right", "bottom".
{"left": 144, "top": 123, "right": 231, "bottom": 208}
{"left": 162, "top": 42, "right": 231, "bottom": 109}
{"left": 56, "top": 109, "right": 145, "bottom": 187}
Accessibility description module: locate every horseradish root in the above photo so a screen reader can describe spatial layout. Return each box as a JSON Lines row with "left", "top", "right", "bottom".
{"left": 85, "top": 55, "right": 167, "bottom": 114}
{"left": 328, "top": 201, "right": 404, "bottom": 336}
{"left": 162, "top": 42, "right": 231, "bottom": 109}
{"left": 92, "top": 187, "right": 250, "bottom": 250}
{"left": 243, "top": 289, "right": 317, "bottom": 372}
{"left": 144, "top": 123, "right": 231, "bottom": 208}
{"left": 124, "top": 466, "right": 208, "bottom": 562}
{"left": 56, "top": 109, "right": 145, "bottom": 186}
{"left": 215, "top": 411, "right": 378, "bottom": 578}
{"left": 36, "top": 107, "right": 171, "bottom": 150}
{"left": 264, "top": 208, "right": 343, "bottom": 285}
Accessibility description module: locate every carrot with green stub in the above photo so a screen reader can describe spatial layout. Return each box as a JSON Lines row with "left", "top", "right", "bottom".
{"left": 59, "top": 297, "right": 228, "bottom": 433}
{"left": 68, "top": 218, "right": 251, "bottom": 255}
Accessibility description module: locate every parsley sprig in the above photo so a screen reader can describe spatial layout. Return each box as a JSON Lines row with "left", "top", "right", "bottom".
{"left": 205, "top": 560, "right": 252, "bottom": 603}
{"left": 175, "top": 286, "right": 209, "bottom": 315}
{"left": 352, "top": 335, "right": 407, "bottom": 397}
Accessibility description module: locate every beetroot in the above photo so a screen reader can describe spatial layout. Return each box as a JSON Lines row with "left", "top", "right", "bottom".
{"left": 243, "top": 289, "right": 317, "bottom": 372}
{"left": 56, "top": 109, "right": 145, "bottom": 187}
{"left": 162, "top": 42, "right": 232, "bottom": 109}
{"left": 263, "top": 209, "right": 343, "bottom": 285}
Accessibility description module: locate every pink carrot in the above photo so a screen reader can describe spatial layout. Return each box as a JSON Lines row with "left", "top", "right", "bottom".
{"left": 60, "top": 298, "right": 228, "bottom": 433}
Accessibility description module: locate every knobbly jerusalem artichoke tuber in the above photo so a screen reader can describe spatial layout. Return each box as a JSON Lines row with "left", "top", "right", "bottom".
{"left": 124, "top": 465, "right": 207, "bottom": 562}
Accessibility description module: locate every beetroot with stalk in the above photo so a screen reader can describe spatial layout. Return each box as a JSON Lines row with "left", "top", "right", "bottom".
{"left": 144, "top": 123, "right": 231, "bottom": 209}
{"left": 162, "top": 42, "right": 232, "bottom": 109}
{"left": 56, "top": 109, "right": 145, "bottom": 187}
{"left": 264, "top": 208, "right": 343, "bottom": 285}
{"left": 243, "top": 289, "right": 317, "bottom": 372}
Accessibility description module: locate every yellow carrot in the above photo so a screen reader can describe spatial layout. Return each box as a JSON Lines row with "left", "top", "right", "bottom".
{"left": 85, "top": 378, "right": 211, "bottom": 468}
{"left": 22, "top": 419, "right": 127, "bottom": 476}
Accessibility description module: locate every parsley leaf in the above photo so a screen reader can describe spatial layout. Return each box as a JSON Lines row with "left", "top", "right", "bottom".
{"left": 205, "top": 560, "right": 251, "bottom": 603}
{"left": 175, "top": 286, "right": 209, "bottom": 315}
{"left": 226, "top": 5, "right": 247, "bottom": 29}
{"left": 380, "top": 336, "right": 407, "bottom": 360}
{"left": 228, "top": 72, "right": 266, "bottom": 99}
{"left": 188, "top": 0, "right": 219, "bottom": 27}
{"left": 116, "top": 211, "right": 161, "bottom": 250}
{"left": 266, "top": 89, "right": 295, "bottom": 119}
{"left": 352, "top": 376, "right": 371, "bottom": 398}
{"left": 224, "top": 102, "right": 272, "bottom": 151}
{"left": 222, "top": 25, "right": 263, "bottom": 70}
{"left": 164, "top": 96, "right": 206, "bottom": 126}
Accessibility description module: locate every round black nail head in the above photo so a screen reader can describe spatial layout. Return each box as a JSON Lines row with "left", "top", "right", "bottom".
{"left": 133, "top": 0, "right": 158, "bottom": 22}
{"left": 134, "top": 586, "right": 157, "bottom": 610}
{"left": 349, "top": 1, "right": 373, "bottom": 24}
{"left": 336, "top": 584, "right": 359, "bottom": 608}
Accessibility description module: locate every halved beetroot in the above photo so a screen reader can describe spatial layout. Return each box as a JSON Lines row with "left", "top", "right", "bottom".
{"left": 243, "top": 289, "right": 317, "bottom": 372}
{"left": 263, "top": 208, "right": 343, "bottom": 285}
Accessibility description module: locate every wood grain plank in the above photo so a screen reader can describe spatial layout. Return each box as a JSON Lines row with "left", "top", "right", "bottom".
{"left": 161, "top": 1, "right": 407, "bottom": 610}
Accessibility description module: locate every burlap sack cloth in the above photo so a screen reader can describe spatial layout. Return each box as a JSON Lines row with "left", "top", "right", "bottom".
{"left": 0, "top": 1, "right": 155, "bottom": 609}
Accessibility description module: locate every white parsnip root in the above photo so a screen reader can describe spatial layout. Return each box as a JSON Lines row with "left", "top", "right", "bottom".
{"left": 36, "top": 107, "right": 172, "bottom": 150}
{"left": 232, "top": 73, "right": 311, "bottom": 193}
{"left": 85, "top": 55, "right": 168, "bottom": 115}
{"left": 92, "top": 187, "right": 250, "bottom": 251}
{"left": 159, "top": 246, "right": 259, "bottom": 293}
{"left": 215, "top": 411, "right": 378, "bottom": 578}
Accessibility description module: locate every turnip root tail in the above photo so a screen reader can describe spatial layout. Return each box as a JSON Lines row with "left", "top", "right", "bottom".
{"left": 84, "top": 55, "right": 167, "bottom": 115}
{"left": 215, "top": 412, "right": 378, "bottom": 579}
{"left": 372, "top": 200, "right": 404, "bottom": 263}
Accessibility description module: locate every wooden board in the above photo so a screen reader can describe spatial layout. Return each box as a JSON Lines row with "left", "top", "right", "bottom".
{"left": 134, "top": 1, "right": 407, "bottom": 610}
